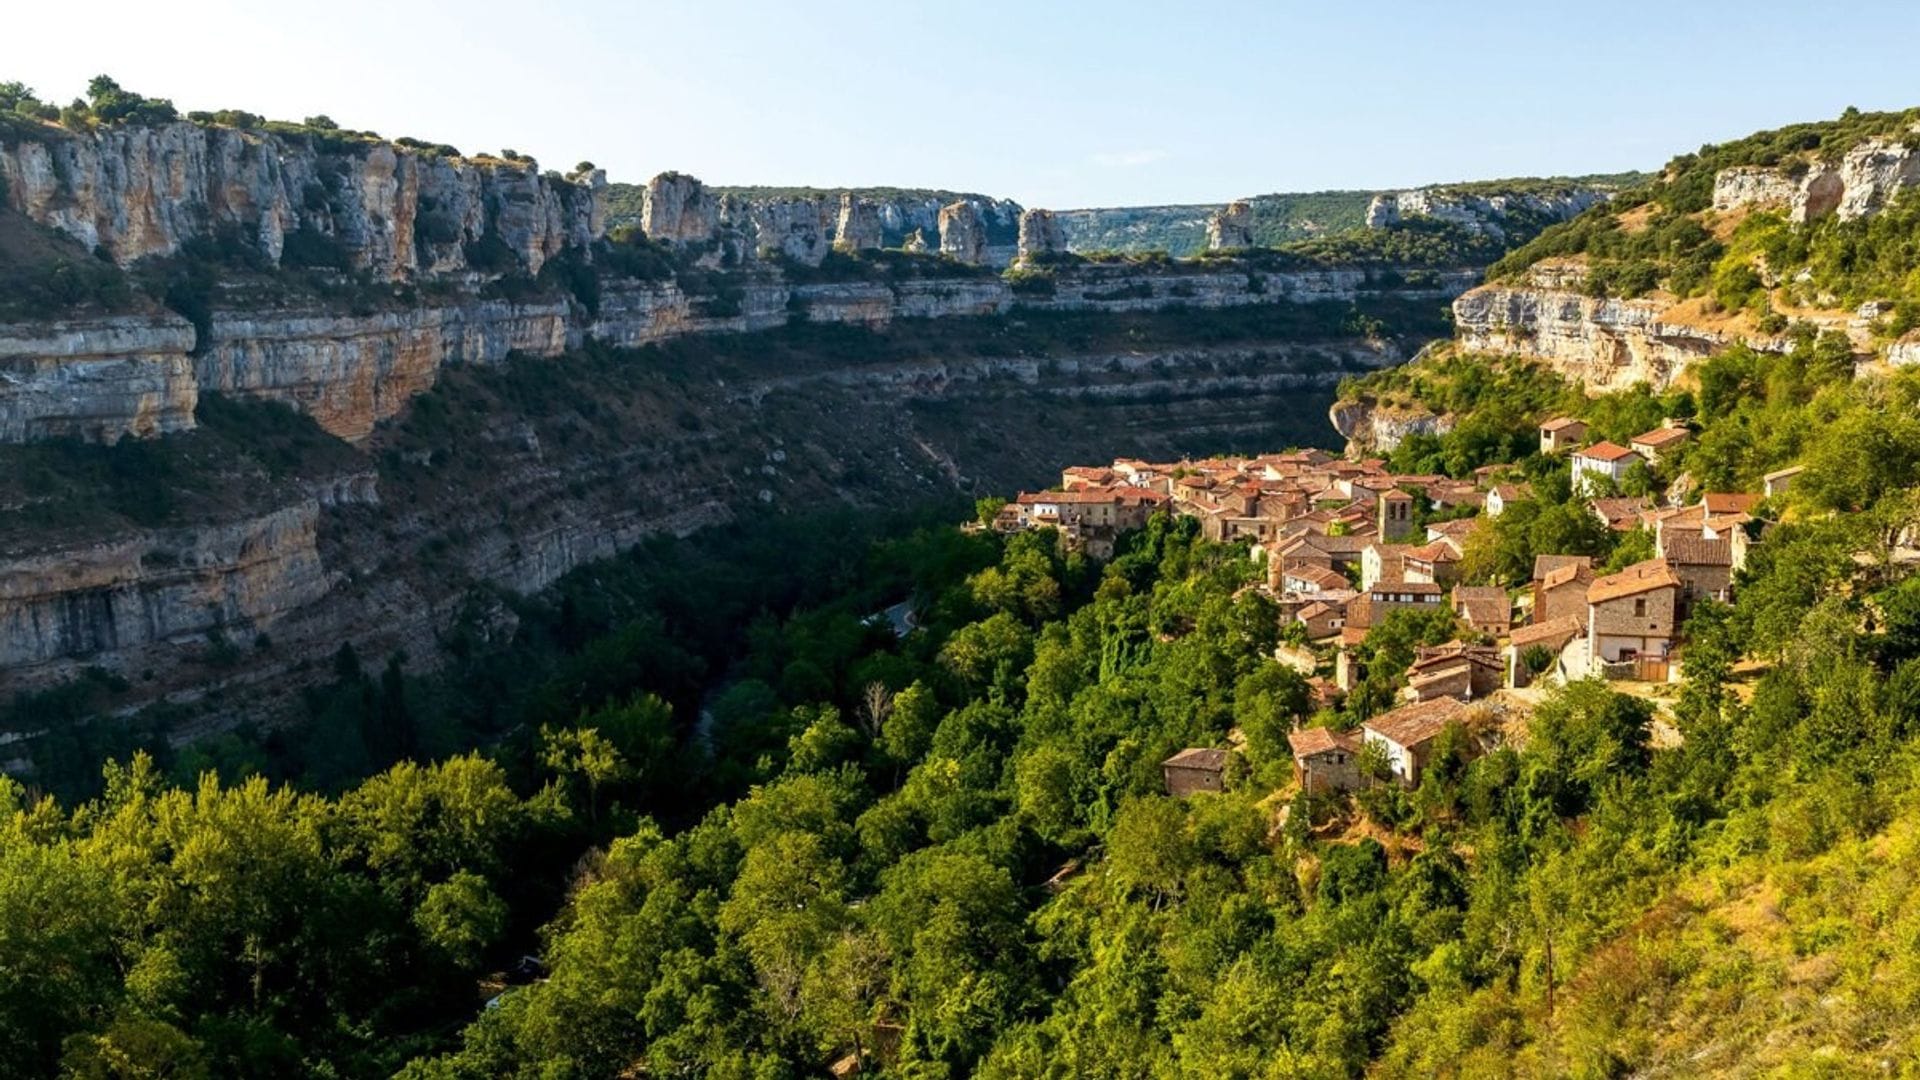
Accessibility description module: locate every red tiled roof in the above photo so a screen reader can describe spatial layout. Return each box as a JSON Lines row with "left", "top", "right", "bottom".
{"left": 1577, "top": 441, "right": 1641, "bottom": 463}
{"left": 1631, "top": 426, "right": 1690, "bottom": 449}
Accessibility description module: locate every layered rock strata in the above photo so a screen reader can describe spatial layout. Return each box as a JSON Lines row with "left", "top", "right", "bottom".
{"left": 0, "top": 122, "right": 604, "bottom": 279}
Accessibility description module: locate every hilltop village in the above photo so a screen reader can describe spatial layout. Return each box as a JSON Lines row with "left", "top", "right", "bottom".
{"left": 993, "top": 413, "right": 1792, "bottom": 800}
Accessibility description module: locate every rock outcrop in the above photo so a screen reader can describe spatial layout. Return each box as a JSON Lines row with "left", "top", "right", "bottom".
{"left": 1452, "top": 285, "right": 1772, "bottom": 391}
{"left": 1364, "top": 186, "right": 1608, "bottom": 240}
{"left": 0, "top": 501, "right": 330, "bottom": 670}
{"left": 1206, "top": 200, "right": 1253, "bottom": 250}
{"left": 1710, "top": 166, "right": 1802, "bottom": 214}
{"left": 1016, "top": 208, "right": 1066, "bottom": 261}
{"left": 901, "top": 228, "right": 930, "bottom": 254}
{"left": 937, "top": 200, "right": 987, "bottom": 265}
{"left": 1710, "top": 135, "right": 1920, "bottom": 223}
{"left": 1328, "top": 398, "right": 1454, "bottom": 454}
{"left": 0, "top": 122, "right": 604, "bottom": 280}
{"left": 721, "top": 193, "right": 834, "bottom": 265}
{"left": 640, "top": 171, "right": 720, "bottom": 246}
{"left": 834, "top": 194, "right": 883, "bottom": 252}
{"left": 0, "top": 313, "right": 199, "bottom": 442}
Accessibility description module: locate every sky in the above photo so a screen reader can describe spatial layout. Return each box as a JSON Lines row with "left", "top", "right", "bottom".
{"left": 7, "top": 0, "right": 1920, "bottom": 209}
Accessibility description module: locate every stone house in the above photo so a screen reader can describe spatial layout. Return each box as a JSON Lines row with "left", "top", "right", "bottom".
{"left": 1763, "top": 464, "right": 1805, "bottom": 498}
{"left": 1539, "top": 417, "right": 1589, "bottom": 453}
{"left": 1284, "top": 565, "right": 1351, "bottom": 595}
{"left": 1629, "top": 424, "right": 1691, "bottom": 464}
{"left": 1297, "top": 599, "right": 1349, "bottom": 640}
{"left": 1162, "top": 747, "right": 1230, "bottom": 796}
{"left": 1362, "top": 697, "right": 1469, "bottom": 786}
{"left": 1360, "top": 543, "right": 1413, "bottom": 591}
{"left": 1288, "top": 727, "right": 1365, "bottom": 795}
{"left": 1403, "top": 642, "right": 1505, "bottom": 702}
{"left": 1572, "top": 442, "right": 1645, "bottom": 494}
{"left": 1485, "top": 483, "right": 1531, "bottom": 517}
{"left": 1586, "top": 557, "right": 1683, "bottom": 666}
{"left": 1402, "top": 540, "right": 1462, "bottom": 588}
{"left": 1657, "top": 531, "right": 1733, "bottom": 617}
{"left": 1452, "top": 585, "right": 1512, "bottom": 638}
{"left": 1507, "top": 615, "right": 1586, "bottom": 687}
{"left": 1532, "top": 555, "right": 1595, "bottom": 626}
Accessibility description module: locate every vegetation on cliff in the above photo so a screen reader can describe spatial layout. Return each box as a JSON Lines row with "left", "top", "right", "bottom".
{"left": 1488, "top": 104, "right": 1920, "bottom": 338}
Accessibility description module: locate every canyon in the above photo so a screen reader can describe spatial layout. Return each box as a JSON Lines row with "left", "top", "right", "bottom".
{"left": 0, "top": 104, "right": 1603, "bottom": 734}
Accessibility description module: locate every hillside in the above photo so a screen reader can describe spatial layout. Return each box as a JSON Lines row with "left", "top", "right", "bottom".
{"left": 1455, "top": 106, "right": 1920, "bottom": 391}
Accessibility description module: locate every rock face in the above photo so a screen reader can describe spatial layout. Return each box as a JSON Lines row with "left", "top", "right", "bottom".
{"left": 0, "top": 251, "right": 1482, "bottom": 447}
{"left": 1206, "top": 200, "right": 1254, "bottom": 250}
{"left": 1836, "top": 138, "right": 1920, "bottom": 219}
{"left": 937, "top": 200, "right": 987, "bottom": 265}
{"left": 0, "top": 122, "right": 603, "bottom": 280}
{"left": 1711, "top": 166, "right": 1802, "bottom": 213}
{"left": 197, "top": 300, "right": 575, "bottom": 441}
{"left": 901, "top": 228, "right": 930, "bottom": 254}
{"left": 835, "top": 194, "right": 883, "bottom": 252}
{"left": 1710, "top": 136, "right": 1920, "bottom": 223}
{"left": 1364, "top": 186, "right": 1608, "bottom": 240}
{"left": 1452, "top": 285, "right": 1772, "bottom": 391}
{"left": 640, "top": 172, "right": 720, "bottom": 246}
{"left": 720, "top": 193, "right": 834, "bottom": 265}
{"left": 0, "top": 314, "right": 199, "bottom": 442}
{"left": 1328, "top": 398, "right": 1454, "bottom": 454}
{"left": 0, "top": 501, "right": 329, "bottom": 670}
{"left": 1016, "top": 208, "right": 1066, "bottom": 261}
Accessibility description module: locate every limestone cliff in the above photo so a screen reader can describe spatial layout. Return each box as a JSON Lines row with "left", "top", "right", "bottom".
{"left": 0, "top": 501, "right": 329, "bottom": 671}
{"left": 1328, "top": 398, "right": 1454, "bottom": 454}
{"left": 0, "top": 306, "right": 1423, "bottom": 711}
{"left": 0, "top": 313, "right": 198, "bottom": 442}
{"left": 1451, "top": 284, "right": 1767, "bottom": 391}
{"left": 1364, "top": 185, "right": 1608, "bottom": 240}
{"left": 1710, "top": 132, "right": 1920, "bottom": 223}
{"left": 0, "top": 121, "right": 605, "bottom": 280}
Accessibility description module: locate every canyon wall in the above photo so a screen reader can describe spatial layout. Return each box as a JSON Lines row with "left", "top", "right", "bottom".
{"left": 0, "top": 501, "right": 329, "bottom": 672}
{"left": 0, "top": 121, "right": 605, "bottom": 279}
{"left": 0, "top": 321, "right": 1407, "bottom": 712}
{"left": 0, "top": 262, "right": 1476, "bottom": 445}
{"left": 1451, "top": 284, "right": 1771, "bottom": 391}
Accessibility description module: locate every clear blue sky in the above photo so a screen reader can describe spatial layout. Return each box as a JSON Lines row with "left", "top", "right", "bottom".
{"left": 9, "top": 0, "right": 1920, "bottom": 208}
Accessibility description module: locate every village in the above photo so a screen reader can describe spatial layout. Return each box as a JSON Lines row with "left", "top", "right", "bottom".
{"left": 992, "top": 416, "right": 1799, "bottom": 806}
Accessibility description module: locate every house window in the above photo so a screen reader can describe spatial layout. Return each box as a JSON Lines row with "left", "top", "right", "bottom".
{"left": 1633, "top": 598, "right": 1647, "bottom": 617}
